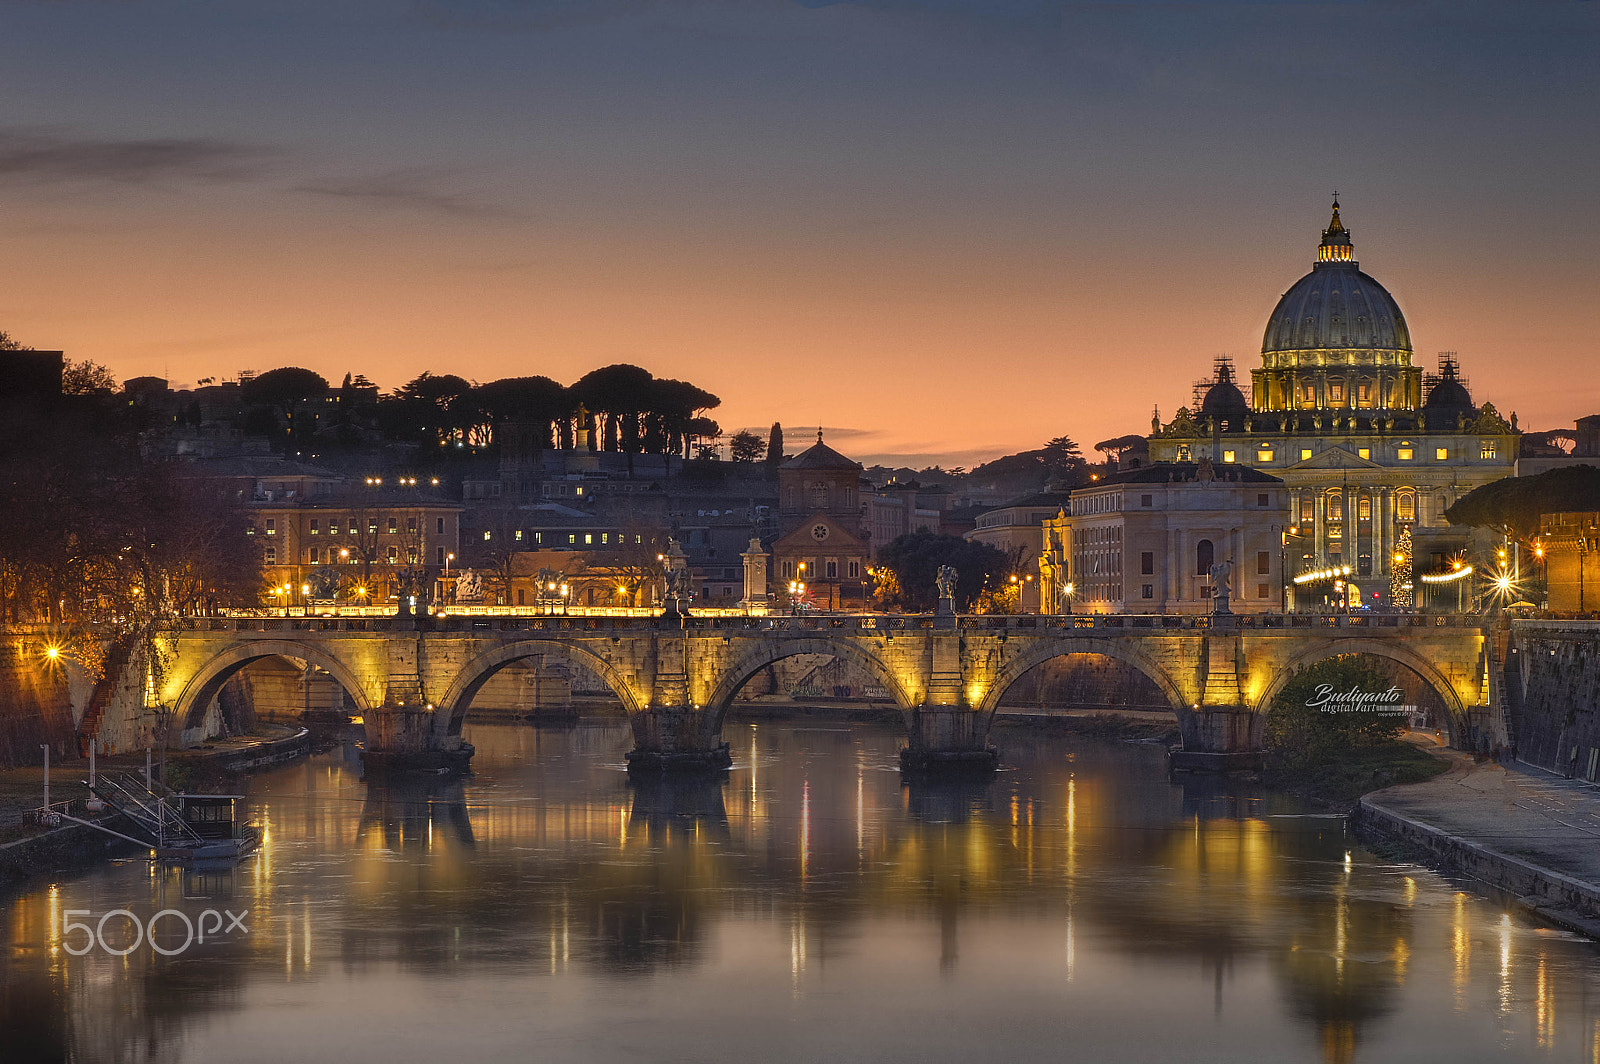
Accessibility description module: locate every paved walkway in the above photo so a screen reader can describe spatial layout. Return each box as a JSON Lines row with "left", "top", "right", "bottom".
{"left": 1365, "top": 746, "right": 1600, "bottom": 892}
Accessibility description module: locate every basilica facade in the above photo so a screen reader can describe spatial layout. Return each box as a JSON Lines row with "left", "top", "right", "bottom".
{"left": 1146, "top": 202, "right": 1520, "bottom": 608}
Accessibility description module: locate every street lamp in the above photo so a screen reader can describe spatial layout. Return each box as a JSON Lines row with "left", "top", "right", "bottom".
{"left": 444, "top": 552, "right": 455, "bottom": 607}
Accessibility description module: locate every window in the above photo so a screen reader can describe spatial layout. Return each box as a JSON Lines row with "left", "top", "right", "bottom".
{"left": 388, "top": 517, "right": 398, "bottom": 534}
{"left": 265, "top": 546, "right": 276, "bottom": 564}
{"left": 1358, "top": 448, "right": 1370, "bottom": 460}
{"left": 1359, "top": 498, "right": 1372, "bottom": 521}
{"left": 848, "top": 560, "right": 859, "bottom": 578}
{"left": 584, "top": 533, "right": 593, "bottom": 545}
{"left": 1222, "top": 450, "right": 1235, "bottom": 463}
{"left": 1257, "top": 551, "right": 1270, "bottom": 575}
{"left": 515, "top": 530, "right": 523, "bottom": 541}
{"left": 407, "top": 548, "right": 417, "bottom": 564}
{"left": 310, "top": 519, "right": 320, "bottom": 535}
{"left": 1176, "top": 445, "right": 1192, "bottom": 461}
{"left": 307, "top": 547, "right": 319, "bottom": 564}
{"left": 602, "top": 533, "right": 609, "bottom": 544}
{"left": 1435, "top": 447, "right": 1448, "bottom": 461}
{"left": 1140, "top": 494, "right": 1153, "bottom": 507}
{"left": 387, "top": 546, "right": 398, "bottom": 562}
{"left": 1257, "top": 449, "right": 1274, "bottom": 463}
{"left": 1398, "top": 447, "right": 1414, "bottom": 461}
{"left": 1329, "top": 378, "right": 1344, "bottom": 402}
{"left": 1481, "top": 441, "right": 1497, "bottom": 459}
{"left": 826, "top": 560, "right": 838, "bottom": 578}
{"left": 1195, "top": 539, "right": 1214, "bottom": 576}
{"left": 1257, "top": 493, "right": 1269, "bottom": 507}
{"left": 437, "top": 546, "right": 446, "bottom": 565}
{"left": 368, "top": 519, "right": 378, "bottom": 534}
{"left": 1358, "top": 380, "right": 1371, "bottom": 403}
{"left": 265, "top": 519, "right": 276, "bottom": 535}
{"left": 1329, "top": 495, "right": 1343, "bottom": 521}
{"left": 437, "top": 517, "right": 445, "bottom": 534}
{"left": 1300, "top": 497, "right": 1314, "bottom": 521}
{"left": 1397, "top": 494, "right": 1415, "bottom": 521}
{"left": 1258, "top": 583, "right": 1270, "bottom": 599}
{"left": 517, "top": 589, "right": 525, "bottom": 606}
{"left": 575, "top": 486, "right": 583, "bottom": 496}
{"left": 1300, "top": 449, "right": 1313, "bottom": 461}
{"left": 535, "top": 533, "right": 543, "bottom": 544}
{"left": 567, "top": 534, "right": 576, "bottom": 545}
{"left": 1141, "top": 551, "right": 1154, "bottom": 575}
{"left": 1142, "top": 585, "right": 1154, "bottom": 599}
{"left": 483, "top": 530, "right": 491, "bottom": 541}
{"left": 407, "top": 517, "right": 417, "bottom": 533}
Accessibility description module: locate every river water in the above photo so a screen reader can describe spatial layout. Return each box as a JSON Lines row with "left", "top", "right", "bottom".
{"left": 5, "top": 720, "right": 1600, "bottom": 1063}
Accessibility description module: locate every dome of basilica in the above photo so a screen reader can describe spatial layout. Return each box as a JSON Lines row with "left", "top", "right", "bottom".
{"left": 1261, "top": 202, "right": 1412, "bottom": 358}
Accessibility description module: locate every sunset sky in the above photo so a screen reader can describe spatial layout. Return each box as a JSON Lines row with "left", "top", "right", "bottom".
{"left": 1, "top": 1, "right": 1596, "bottom": 468}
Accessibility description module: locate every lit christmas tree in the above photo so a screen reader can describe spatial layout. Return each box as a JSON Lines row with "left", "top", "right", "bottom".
{"left": 1390, "top": 525, "right": 1414, "bottom": 608}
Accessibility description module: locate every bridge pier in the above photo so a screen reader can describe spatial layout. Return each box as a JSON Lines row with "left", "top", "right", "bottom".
{"left": 900, "top": 703, "right": 998, "bottom": 776}
{"left": 362, "top": 705, "right": 475, "bottom": 777}
{"left": 624, "top": 704, "right": 732, "bottom": 774}
{"left": 1171, "top": 705, "right": 1264, "bottom": 772}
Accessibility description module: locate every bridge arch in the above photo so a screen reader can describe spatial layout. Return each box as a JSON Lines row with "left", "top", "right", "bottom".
{"left": 174, "top": 639, "right": 375, "bottom": 733}
{"left": 436, "top": 640, "right": 645, "bottom": 737}
{"left": 1252, "top": 637, "right": 1475, "bottom": 742}
{"left": 702, "top": 635, "right": 918, "bottom": 730}
{"left": 972, "top": 636, "right": 1189, "bottom": 720}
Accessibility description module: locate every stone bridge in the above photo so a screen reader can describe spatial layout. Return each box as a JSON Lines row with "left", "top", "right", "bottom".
{"left": 145, "top": 612, "right": 1492, "bottom": 772}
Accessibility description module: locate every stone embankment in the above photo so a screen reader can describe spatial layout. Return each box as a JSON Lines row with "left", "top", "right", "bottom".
{"left": 1356, "top": 750, "right": 1600, "bottom": 938}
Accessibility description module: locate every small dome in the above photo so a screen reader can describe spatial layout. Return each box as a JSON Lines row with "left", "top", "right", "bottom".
{"left": 1201, "top": 380, "right": 1249, "bottom": 419}
{"left": 1424, "top": 378, "right": 1473, "bottom": 409}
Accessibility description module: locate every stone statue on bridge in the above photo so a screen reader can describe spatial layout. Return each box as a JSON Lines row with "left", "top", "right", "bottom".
{"left": 454, "top": 568, "right": 483, "bottom": 604}
{"left": 936, "top": 565, "right": 958, "bottom": 615}
{"left": 1208, "top": 559, "right": 1233, "bottom": 615}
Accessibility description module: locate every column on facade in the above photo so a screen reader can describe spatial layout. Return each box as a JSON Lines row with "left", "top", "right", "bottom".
{"left": 1374, "top": 488, "right": 1388, "bottom": 582}
{"left": 1312, "top": 490, "right": 1326, "bottom": 567}
{"left": 1167, "top": 527, "right": 1181, "bottom": 610}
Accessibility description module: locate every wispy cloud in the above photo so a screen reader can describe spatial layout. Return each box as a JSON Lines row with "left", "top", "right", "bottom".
{"left": 294, "top": 169, "right": 524, "bottom": 221}
{"left": 0, "top": 126, "right": 265, "bottom": 185}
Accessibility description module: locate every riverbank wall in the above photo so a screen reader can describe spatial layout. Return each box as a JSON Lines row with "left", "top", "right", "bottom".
{"left": 1504, "top": 620, "right": 1600, "bottom": 776}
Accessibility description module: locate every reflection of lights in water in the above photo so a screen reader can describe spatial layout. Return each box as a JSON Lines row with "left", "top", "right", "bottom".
{"left": 1403, "top": 876, "right": 1416, "bottom": 905}
{"left": 1394, "top": 938, "right": 1409, "bottom": 984}
{"left": 791, "top": 918, "right": 807, "bottom": 995}
{"left": 856, "top": 765, "right": 864, "bottom": 859}
{"left": 800, "top": 779, "right": 810, "bottom": 887}
{"left": 1536, "top": 954, "right": 1553, "bottom": 1049}
{"left": 1498, "top": 913, "right": 1513, "bottom": 1013}
{"left": 1452, "top": 893, "right": 1470, "bottom": 1002}
{"left": 304, "top": 899, "right": 312, "bottom": 968}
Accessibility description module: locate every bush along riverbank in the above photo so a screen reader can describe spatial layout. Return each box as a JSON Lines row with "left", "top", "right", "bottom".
{"left": 1259, "top": 656, "right": 1449, "bottom": 807}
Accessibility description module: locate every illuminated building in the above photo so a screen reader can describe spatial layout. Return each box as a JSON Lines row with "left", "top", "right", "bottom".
{"left": 1149, "top": 202, "right": 1519, "bottom": 607}
{"left": 1039, "top": 460, "right": 1289, "bottom": 614}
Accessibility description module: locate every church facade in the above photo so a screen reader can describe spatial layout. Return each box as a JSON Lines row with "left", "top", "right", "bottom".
{"left": 1147, "top": 203, "right": 1520, "bottom": 609}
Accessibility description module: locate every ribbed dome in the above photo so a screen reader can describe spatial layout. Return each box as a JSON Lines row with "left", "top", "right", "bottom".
{"left": 1261, "top": 202, "right": 1412, "bottom": 357}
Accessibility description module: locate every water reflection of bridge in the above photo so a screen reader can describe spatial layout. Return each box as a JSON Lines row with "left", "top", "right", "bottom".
{"left": 3, "top": 724, "right": 1587, "bottom": 1064}
{"left": 147, "top": 613, "right": 1491, "bottom": 771}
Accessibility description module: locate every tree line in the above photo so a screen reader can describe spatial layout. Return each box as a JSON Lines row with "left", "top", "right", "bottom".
{"left": 238, "top": 363, "right": 754, "bottom": 459}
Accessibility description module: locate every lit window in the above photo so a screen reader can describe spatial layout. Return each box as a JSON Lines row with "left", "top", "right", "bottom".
{"left": 1222, "top": 450, "right": 1235, "bottom": 463}
{"left": 1359, "top": 498, "right": 1372, "bottom": 520}
{"left": 265, "top": 546, "right": 276, "bottom": 564}
{"left": 388, "top": 518, "right": 398, "bottom": 533}
{"left": 310, "top": 519, "right": 319, "bottom": 535}
{"left": 602, "top": 533, "right": 609, "bottom": 544}
{"left": 568, "top": 534, "right": 576, "bottom": 545}
{"left": 585, "top": 534, "right": 593, "bottom": 545}
{"left": 1398, "top": 448, "right": 1414, "bottom": 461}
{"left": 483, "top": 530, "right": 491, "bottom": 540}
{"left": 265, "top": 519, "right": 276, "bottom": 535}
{"left": 1300, "top": 449, "right": 1313, "bottom": 461}
{"left": 1257, "top": 450, "right": 1274, "bottom": 463}
{"left": 1480, "top": 441, "right": 1497, "bottom": 459}
{"left": 575, "top": 486, "right": 584, "bottom": 496}
{"left": 1357, "top": 448, "right": 1370, "bottom": 460}
{"left": 1435, "top": 448, "right": 1448, "bottom": 460}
